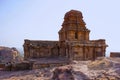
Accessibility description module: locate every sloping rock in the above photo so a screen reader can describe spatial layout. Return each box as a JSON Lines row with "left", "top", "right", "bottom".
{"left": 51, "top": 66, "right": 90, "bottom": 80}
{"left": 0, "top": 46, "right": 22, "bottom": 63}
{"left": 52, "top": 66, "right": 74, "bottom": 80}
{"left": 0, "top": 57, "right": 120, "bottom": 80}
{"left": 88, "top": 58, "right": 113, "bottom": 70}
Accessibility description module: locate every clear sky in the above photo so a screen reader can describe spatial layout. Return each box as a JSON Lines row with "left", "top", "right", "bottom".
{"left": 0, "top": 0, "right": 120, "bottom": 56}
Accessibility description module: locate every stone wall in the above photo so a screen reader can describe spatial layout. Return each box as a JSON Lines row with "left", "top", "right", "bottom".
{"left": 32, "top": 63, "right": 69, "bottom": 69}
{"left": 4, "top": 62, "right": 30, "bottom": 71}
{"left": 110, "top": 52, "right": 120, "bottom": 57}
{"left": 24, "top": 40, "right": 61, "bottom": 59}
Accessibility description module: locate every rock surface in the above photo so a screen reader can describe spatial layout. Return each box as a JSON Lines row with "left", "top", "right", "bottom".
{"left": 0, "top": 57, "right": 120, "bottom": 80}
{"left": 0, "top": 46, "right": 23, "bottom": 63}
{"left": 52, "top": 66, "right": 74, "bottom": 80}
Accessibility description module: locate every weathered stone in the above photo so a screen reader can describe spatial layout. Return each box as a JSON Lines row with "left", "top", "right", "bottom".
{"left": 23, "top": 10, "right": 108, "bottom": 68}
{"left": 88, "top": 58, "right": 113, "bottom": 70}
{"left": 0, "top": 63, "right": 5, "bottom": 70}
{"left": 0, "top": 46, "right": 22, "bottom": 63}
{"left": 52, "top": 67, "right": 74, "bottom": 80}
{"left": 110, "top": 52, "right": 120, "bottom": 57}
{"left": 4, "top": 61, "right": 30, "bottom": 71}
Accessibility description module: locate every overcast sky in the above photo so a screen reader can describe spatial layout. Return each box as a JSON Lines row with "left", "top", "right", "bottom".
{"left": 0, "top": 0, "right": 120, "bottom": 56}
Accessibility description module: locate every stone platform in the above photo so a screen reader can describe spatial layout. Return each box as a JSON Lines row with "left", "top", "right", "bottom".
{"left": 28, "top": 57, "right": 70, "bottom": 69}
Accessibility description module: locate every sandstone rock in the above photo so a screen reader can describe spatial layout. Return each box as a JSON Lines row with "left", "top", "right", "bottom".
{"left": 52, "top": 67, "right": 74, "bottom": 80}
{"left": 0, "top": 46, "right": 22, "bottom": 63}
{"left": 88, "top": 58, "right": 113, "bottom": 70}
{"left": 0, "top": 57, "right": 120, "bottom": 80}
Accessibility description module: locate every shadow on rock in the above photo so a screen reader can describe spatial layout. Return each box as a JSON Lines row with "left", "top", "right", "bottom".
{"left": 73, "top": 71, "right": 90, "bottom": 80}
{"left": 51, "top": 66, "right": 90, "bottom": 80}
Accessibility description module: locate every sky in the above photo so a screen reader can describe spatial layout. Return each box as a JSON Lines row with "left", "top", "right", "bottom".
{"left": 0, "top": 0, "right": 120, "bottom": 56}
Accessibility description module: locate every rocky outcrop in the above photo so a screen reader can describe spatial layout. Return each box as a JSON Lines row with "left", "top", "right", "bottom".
{"left": 52, "top": 66, "right": 74, "bottom": 80}
{"left": 88, "top": 58, "right": 113, "bottom": 70}
{"left": 87, "top": 58, "right": 120, "bottom": 79}
{"left": 51, "top": 66, "right": 90, "bottom": 80}
{"left": 0, "top": 46, "right": 22, "bottom": 63}
{"left": 0, "top": 57, "right": 120, "bottom": 80}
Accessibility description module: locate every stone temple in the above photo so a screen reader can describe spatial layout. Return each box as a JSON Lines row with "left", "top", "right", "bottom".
{"left": 23, "top": 10, "right": 108, "bottom": 64}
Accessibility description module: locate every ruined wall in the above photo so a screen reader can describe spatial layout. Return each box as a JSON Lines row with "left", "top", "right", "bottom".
{"left": 24, "top": 40, "right": 60, "bottom": 59}
{"left": 72, "top": 46, "right": 83, "bottom": 60}
{"left": 110, "top": 52, "right": 120, "bottom": 57}
{"left": 68, "top": 39, "right": 107, "bottom": 60}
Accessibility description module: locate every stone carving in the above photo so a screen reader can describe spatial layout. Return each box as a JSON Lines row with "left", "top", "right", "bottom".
{"left": 23, "top": 10, "right": 108, "bottom": 61}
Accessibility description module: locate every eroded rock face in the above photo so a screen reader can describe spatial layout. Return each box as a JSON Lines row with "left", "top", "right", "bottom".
{"left": 88, "top": 58, "right": 113, "bottom": 70}
{"left": 51, "top": 66, "right": 90, "bottom": 80}
{"left": 0, "top": 58, "right": 120, "bottom": 80}
{"left": 52, "top": 67, "right": 74, "bottom": 80}
{"left": 0, "top": 46, "right": 22, "bottom": 63}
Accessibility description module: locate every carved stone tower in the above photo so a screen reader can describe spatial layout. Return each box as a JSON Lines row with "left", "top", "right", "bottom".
{"left": 59, "top": 10, "right": 90, "bottom": 42}
{"left": 58, "top": 10, "right": 107, "bottom": 60}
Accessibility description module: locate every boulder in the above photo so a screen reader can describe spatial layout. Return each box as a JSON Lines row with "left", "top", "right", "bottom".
{"left": 52, "top": 66, "right": 74, "bottom": 80}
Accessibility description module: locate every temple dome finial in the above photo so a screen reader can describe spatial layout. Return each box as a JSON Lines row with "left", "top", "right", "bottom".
{"left": 64, "top": 10, "right": 83, "bottom": 19}
{"left": 62, "top": 10, "right": 85, "bottom": 26}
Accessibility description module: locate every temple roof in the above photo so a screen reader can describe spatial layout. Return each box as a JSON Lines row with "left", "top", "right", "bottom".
{"left": 61, "top": 9, "right": 86, "bottom": 28}
{"left": 64, "top": 10, "right": 83, "bottom": 19}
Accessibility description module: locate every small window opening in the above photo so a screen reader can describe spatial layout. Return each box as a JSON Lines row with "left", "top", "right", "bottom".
{"left": 75, "top": 32, "right": 78, "bottom": 39}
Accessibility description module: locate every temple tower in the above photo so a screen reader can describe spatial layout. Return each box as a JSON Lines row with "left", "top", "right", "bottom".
{"left": 58, "top": 10, "right": 107, "bottom": 60}
{"left": 58, "top": 10, "right": 91, "bottom": 59}
{"left": 59, "top": 10, "right": 90, "bottom": 42}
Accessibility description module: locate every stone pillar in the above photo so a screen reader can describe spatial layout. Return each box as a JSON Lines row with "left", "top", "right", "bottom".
{"left": 102, "top": 46, "right": 106, "bottom": 57}
{"left": 29, "top": 47, "right": 34, "bottom": 58}
{"left": 57, "top": 46, "right": 60, "bottom": 57}
{"left": 24, "top": 40, "right": 30, "bottom": 59}
{"left": 83, "top": 45, "right": 85, "bottom": 60}
{"left": 93, "top": 46, "right": 96, "bottom": 60}
{"left": 69, "top": 46, "right": 73, "bottom": 60}
{"left": 85, "top": 46, "right": 89, "bottom": 60}
{"left": 48, "top": 46, "right": 52, "bottom": 57}
{"left": 36, "top": 48, "right": 39, "bottom": 58}
{"left": 85, "top": 31, "right": 90, "bottom": 41}
{"left": 24, "top": 45, "right": 30, "bottom": 59}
